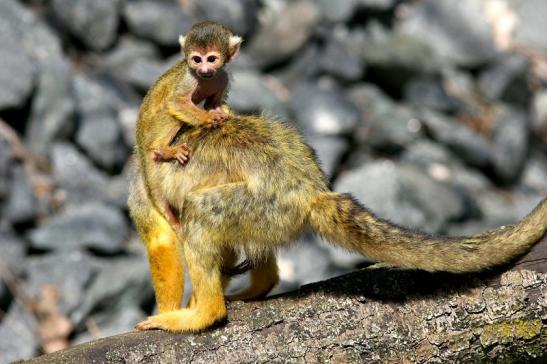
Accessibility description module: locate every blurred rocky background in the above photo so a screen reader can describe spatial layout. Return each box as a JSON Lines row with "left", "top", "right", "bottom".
{"left": 0, "top": 0, "right": 546, "bottom": 361}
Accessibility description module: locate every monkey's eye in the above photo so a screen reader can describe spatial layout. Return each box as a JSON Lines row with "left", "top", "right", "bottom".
{"left": 192, "top": 56, "right": 202, "bottom": 63}
{"left": 207, "top": 55, "right": 217, "bottom": 63}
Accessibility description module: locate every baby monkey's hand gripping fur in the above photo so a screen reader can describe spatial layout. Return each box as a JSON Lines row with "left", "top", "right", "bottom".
{"left": 150, "top": 21, "right": 242, "bottom": 166}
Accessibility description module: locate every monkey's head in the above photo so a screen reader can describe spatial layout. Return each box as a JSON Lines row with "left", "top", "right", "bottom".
{"left": 179, "top": 21, "right": 242, "bottom": 80}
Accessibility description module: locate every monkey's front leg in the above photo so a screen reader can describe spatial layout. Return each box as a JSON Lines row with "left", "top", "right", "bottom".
{"left": 131, "top": 201, "right": 185, "bottom": 314}
{"left": 168, "top": 95, "right": 227, "bottom": 127}
{"left": 136, "top": 240, "right": 226, "bottom": 332}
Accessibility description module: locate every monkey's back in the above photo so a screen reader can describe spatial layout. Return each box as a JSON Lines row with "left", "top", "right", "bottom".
{"left": 158, "top": 115, "right": 328, "bottom": 208}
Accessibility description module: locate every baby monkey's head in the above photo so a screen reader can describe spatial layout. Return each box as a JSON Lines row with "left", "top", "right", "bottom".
{"left": 179, "top": 21, "right": 242, "bottom": 80}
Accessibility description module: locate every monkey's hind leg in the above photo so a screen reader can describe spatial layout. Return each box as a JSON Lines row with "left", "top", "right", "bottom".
{"left": 186, "top": 247, "right": 238, "bottom": 309}
{"left": 226, "top": 251, "right": 279, "bottom": 301}
{"left": 128, "top": 174, "right": 184, "bottom": 315}
{"left": 135, "top": 237, "right": 227, "bottom": 332}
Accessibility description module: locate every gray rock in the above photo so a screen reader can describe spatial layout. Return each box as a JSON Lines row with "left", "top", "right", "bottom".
{"left": 319, "top": 27, "right": 365, "bottom": 81}
{"left": 402, "top": 141, "right": 492, "bottom": 193}
{"left": 361, "top": 21, "right": 441, "bottom": 73}
{"left": 76, "top": 113, "right": 128, "bottom": 172}
{"left": 317, "top": 0, "right": 395, "bottom": 21}
{"left": 404, "top": 77, "right": 460, "bottom": 112}
{"left": 335, "top": 161, "right": 467, "bottom": 234}
{"left": 99, "top": 36, "right": 159, "bottom": 72}
{"left": 51, "top": 143, "right": 125, "bottom": 207}
{"left": 397, "top": 164, "right": 469, "bottom": 229}
{"left": 531, "top": 89, "right": 547, "bottom": 142}
{"left": 0, "top": 228, "right": 26, "bottom": 305}
{"left": 349, "top": 84, "right": 423, "bottom": 150}
{"left": 24, "top": 251, "right": 96, "bottom": 315}
{"left": 247, "top": 0, "right": 320, "bottom": 68}
{"left": 51, "top": 0, "right": 121, "bottom": 51}
{"left": 316, "top": 0, "right": 356, "bottom": 22}
{"left": 418, "top": 108, "right": 493, "bottom": 168}
{"left": 401, "top": 140, "right": 454, "bottom": 167}
{"left": 73, "top": 305, "right": 146, "bottom": 345}
{"left": 470, "top": 190, "right": 545, "bottom": 228}
{"left": 25, "top": 55, "right": 75, "bottom": 157}
{"left": 73, "top": 74, "right": 129, "bottom": 171}
{"left": 0, "top": 35, "right": 34, "bottom": 110}
{"left": 0, "top": 0, "right": 75, "bottom": 156}
{"left": 194, "top": 0, "right": 259, "bottom": 36}
{"left": 0, "top": 135, "right": 13, "bottom": 199}
{"left": 273, "top": 45, "right": 322, "bottom": 86}
{"left": 278, "top": 235, "right": 334, "bottom": 286}
{"left": 334, "top": 161, "right": 429, "bottom": 231}
{"left": 306, "top": 135, "right": 348, "bottom": 178}
{"left": 355, "top": 0, "right": 396, "bottom": 10}
{"left": 28, "top": 202, "right": 128, "bottom": 253}
{"left": 478, "top": 54, "right": 529, "bottom": 105}
{"left": 228, "top": 70, "right": 287, "bottom": 118}
{"left": 119, "top": 57, "right": 171, "bottom": 91}
{"left": 490, "top": 106, "right": 529, "bottom": 183}
{"left": 71, "top": 256, "right": 153, "bottom": 327}
{"left": 511, "top": 0, "right": 547, "bottom": 53}
{"left": 4, "top": 165, "right": 38, "bottom": 225}
{"left": 439, "top": 67, "right": 483, "bottom": 116}
{"left": 0, "top": 303, "right": 39, "bottom": 363}
{"left": 521, "top": 153, "right": 547, "bottom": 194}
{"left": 396, "top": 0, "right": 497, "bottom": 66}
{"left": 123, "top": 0, "right": 194, "bottom": 46}
{"left": 291, "top": 82, "right": 360, "bottom": 136}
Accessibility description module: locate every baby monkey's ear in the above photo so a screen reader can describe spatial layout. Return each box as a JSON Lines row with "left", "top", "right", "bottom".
{"left": 179, "top": 35, "right": 187, "bottom": 58}
{"left": 227, "top": 35, "right": 243, "bottom": 62}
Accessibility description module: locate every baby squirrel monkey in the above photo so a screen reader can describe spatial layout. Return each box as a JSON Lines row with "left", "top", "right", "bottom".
{"left": 150, "top": 21, "right": 242, "bottom": 166}
{"left": 129, "top": 23, "right": 547, "bottom": 334}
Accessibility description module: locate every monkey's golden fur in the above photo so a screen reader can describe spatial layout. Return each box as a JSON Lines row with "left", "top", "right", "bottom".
{"left": 128, "top": 60, "right": 547, "bottom": 333}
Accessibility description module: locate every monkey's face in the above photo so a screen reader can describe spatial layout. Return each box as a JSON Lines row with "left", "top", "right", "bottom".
{"left": 188, "top": 50, "right": 224, "bottom": 80}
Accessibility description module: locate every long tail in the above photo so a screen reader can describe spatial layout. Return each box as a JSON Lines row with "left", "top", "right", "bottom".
{"left": 309, "top": 193, "right": 547, "bottom": 273}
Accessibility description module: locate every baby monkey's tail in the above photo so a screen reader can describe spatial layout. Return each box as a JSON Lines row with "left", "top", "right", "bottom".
{"left": 309, "top": 193, "right": 546, "bottom": 273}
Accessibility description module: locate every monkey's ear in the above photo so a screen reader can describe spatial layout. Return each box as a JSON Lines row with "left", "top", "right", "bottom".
{"left": 179, "top": 35, "right": 187, "bottom": 58}
{"left": 227, "top": 35, "right": 243, "bottom": 61}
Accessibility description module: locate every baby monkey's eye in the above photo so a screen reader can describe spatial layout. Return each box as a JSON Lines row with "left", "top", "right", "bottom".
{"left": 192, "top": 56, "right": 202, "bottom": 63}
{"left": 207, "top": 55, "right": 217, "bottom": 63}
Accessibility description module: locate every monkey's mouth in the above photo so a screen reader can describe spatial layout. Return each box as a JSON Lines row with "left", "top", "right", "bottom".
{"left": 197, "top": 72, "right": 215, "bottom": 80}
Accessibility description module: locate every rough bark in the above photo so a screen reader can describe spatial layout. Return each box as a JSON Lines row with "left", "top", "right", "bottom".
{"left": 20, "top": 235, "right": 547, "bottom": 364}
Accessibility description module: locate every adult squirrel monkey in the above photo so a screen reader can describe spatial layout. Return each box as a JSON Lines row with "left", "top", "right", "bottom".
{"left": 128, "top": 23, "right": 547, "bottom": 333}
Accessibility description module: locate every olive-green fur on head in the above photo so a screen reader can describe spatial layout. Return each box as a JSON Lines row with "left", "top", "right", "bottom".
{"left": 179, "top": 21, "right": 242, "bottom": 62}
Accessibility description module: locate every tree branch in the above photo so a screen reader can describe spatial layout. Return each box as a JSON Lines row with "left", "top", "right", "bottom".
{"left": 21, "top": 235, "right": 547, "bottom": 363}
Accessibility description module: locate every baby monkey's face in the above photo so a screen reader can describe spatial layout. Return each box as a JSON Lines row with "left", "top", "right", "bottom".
{"left": 188, "top": 49, "right": 224, "bottom": 80}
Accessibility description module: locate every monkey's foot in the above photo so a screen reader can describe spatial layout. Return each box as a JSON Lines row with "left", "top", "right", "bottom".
{"left": 135, "top": 308, "right": 226, "bottom": 333}
{"left": 152, "top": 143, "right": 191, "bottom": 165}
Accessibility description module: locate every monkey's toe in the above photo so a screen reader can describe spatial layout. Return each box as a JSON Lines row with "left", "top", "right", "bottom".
{"left": 135, "top": 317, "right": 165, "bottom": 331}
